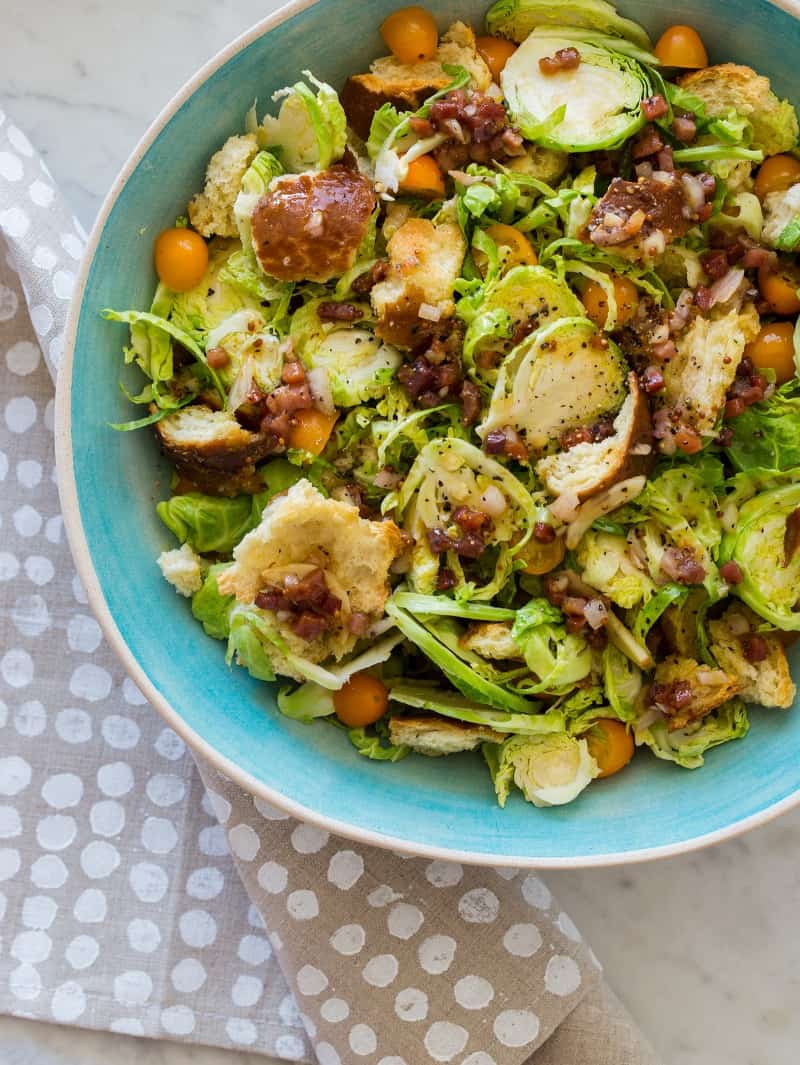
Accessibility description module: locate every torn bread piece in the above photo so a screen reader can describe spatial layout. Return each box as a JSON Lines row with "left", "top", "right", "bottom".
{"left": 536, "top": 374, "right": 653, "bottom": 501}
{"left": 217, "top": 480, "right": 405, "bottom": 675}
{"left": 653, "top": 655, "right": 741, "bottom": 731}
{"left": 155, "top": 404, "right": 274, "bottom": 496}
{"left": 660, "top": 301, "right": 761, "bottom": 437}
{"left": 188, "top": 134, "right": 259, "bottom": 238}
{"left": 341, "top": 21, "right": 492, "bottom": 140}
{"left": 388, "top": 714, "right": 506, "bottom": 756}
{"left": 678, "top": 63, "right": 799, "bottom": 156}
{"left": 708, "top": 605, "right": 796, "bottom": 709}
{"left": 158, "top": 544, "right": 204, "bottom": 597}
{"left": 371, "top": 218, "right": 466, "bottom": 347}
{"left": 460, "top": 622, "right": 523, "bottom": 661}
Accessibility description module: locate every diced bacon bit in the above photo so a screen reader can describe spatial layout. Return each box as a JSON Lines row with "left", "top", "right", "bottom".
{"left": 632, "top": 125, "right": 664, "bottom": 161}
{"left": 437, "top": 566, "right": 457, "bottom": 591}
{"left": 427, "top": 525, "right": 487, "bottom": 560}
{"left": 483, "top": 426, "right": 528, "bottom": 462}
{"left": 206, "top": 346, "right": 230, "bottom": 369}
{"left": 560, "top": 418, "right": 616, "bottom": 451}
{"left": 741, "top": 246, "right": 774, "bottom": 270}
{"left": 452, "top": 505, "right": 492, "bottom": 532}
{"left": 460, "top": 380, "right": 482, "bottom": 426}
{"left": 543, "top": 573, "right": 569, "bottom": 606}
{"left": 672, "top": 112, "right": 697, "bottom": 143}
{"left": 255, "top": 567, "right": 342, "bottom": 640}
{"left": 719, "top": 560, "right": 744, "bottom": 585}
{"left": 409, "top": 116, "right": 435, "bottom": 137}
{"left": 539, "top": 47, "right": 581, "bottom": 75}
{"left": 281, "top": 360, "right": 306, "bottom": 386}
{"left": 351, "top": 259, "right": 389, "bottom": 295}
{"left": 656, "top": 147, "right": 675, "bottom": 173}
{"left": 700, "top": 248, "right": 731, "bottom": 281}
{"left": 741, "top": 633, "right": 769, "bottom": 663}
{"left": 641, "top": 95, "right": 669, "bottom": 121}
{"left": 693, "top": 285, "right": 714, "bottom": 313}
{"left": 317, "top": 301, "right": 363, "bottom": 322}
{"left": 659, "top": 546, "right": 707, "bottom": 585}
{"left": 641, "top": 365, "right": 665, "bottom": 393}
{"left": 533, "top": 521, "right": 556, "bottom": 543}
{"left": 724, "top": 356, "right": 769, "bottom": 418}
{"left": 428, "top": 89, "right": 525, "bottom": 171}
{"left": 649, "top": 679, "right": 693, "bottom": 712}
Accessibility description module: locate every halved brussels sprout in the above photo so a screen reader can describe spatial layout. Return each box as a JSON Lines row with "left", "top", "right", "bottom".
{"left": 501, "top": 30, "right": 652, "bottom": 152}
{"left": 394, "top": 437, "right": 540, "bottom": 599}
{"left": 479, "top": 316, "right": 627, "bottom": 455}
{"left": 485, "top": 0, "right": 652, "bottom": 49}
{"left": 719, "top": 480, "right": 800, "bottom": 630}
{"left": 484, "top": 732, "right": 599, "bottom": 807}
{"left": 290, "top": 299, "right": 401, "bottom": 407}
{"left": 462, "top": 265, "right": 583, "bottom": 384}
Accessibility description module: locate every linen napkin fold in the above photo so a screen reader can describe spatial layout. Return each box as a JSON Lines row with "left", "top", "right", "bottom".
{"left": 0, "top": 109, "right": 660, "bottom": 1064}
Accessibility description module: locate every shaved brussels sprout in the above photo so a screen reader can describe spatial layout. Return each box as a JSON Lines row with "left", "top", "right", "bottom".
{"left": 511, "top": 598, "right": 592, "bottom": 694}
{"left": 261, "top": 72, "right": 346, "bottom": 172}
{"left": 388, "top": 683, "right": 566, "bottom": 734}
{"left": 484, "top": 732, "right": 599, "bottom": 807}
{"left": 575, "top": 531, "right": 655, "bottom": 609}
{"left": 501, "top": 30, "right": 653, "bottom": 152}
{"left": 485, "top": 0, "right": 652, "bottom": 49}
{"left": 719, "top": 479, "right": 800, "bottom": 629}
{"left": 637, "top": 700, "right": 749, "bottom": 769}
{"left": 204, "top": 310, "right": 283, "bottom": 398}
{"left": 277, "top": 683, "right": 335, "bottom": 722}
{"left": 233, "top": 150, "right": 284, "bottom": 249}
{"left": 602, "top": 643, "right": 642, "bottom": 722}
{"left": 479, "top": 317, "right": 628, "bottom": 455}
{"left": 394, "top": 438, "right": 540, "bottom": 599}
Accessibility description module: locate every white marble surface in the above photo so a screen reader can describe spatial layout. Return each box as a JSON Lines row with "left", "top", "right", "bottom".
{"left": 1, "top": 2, "right": 799, "bottom": 1063}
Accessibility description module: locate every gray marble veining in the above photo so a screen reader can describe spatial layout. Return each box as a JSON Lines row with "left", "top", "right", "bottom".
{"left": 2, "top": 3, "right": 798, "bottom": 1063}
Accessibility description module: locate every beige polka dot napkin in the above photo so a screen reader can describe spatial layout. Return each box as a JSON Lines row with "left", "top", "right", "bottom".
{"left": 0, "top": 110, "right": 660, "bottom": 1064}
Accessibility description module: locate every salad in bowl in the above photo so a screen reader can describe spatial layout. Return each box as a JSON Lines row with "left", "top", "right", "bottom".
{"left": 103, "top": 0, "right": 800, "bottom": 812}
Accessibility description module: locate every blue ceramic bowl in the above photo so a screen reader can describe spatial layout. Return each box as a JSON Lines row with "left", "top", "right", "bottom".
{"left": 57, "top": 0, "right": 800, "bottom": 866}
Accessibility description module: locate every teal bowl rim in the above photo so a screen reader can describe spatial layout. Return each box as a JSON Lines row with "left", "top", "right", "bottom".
{"left": 55, "top": 0, "right": 800, "bottom": 868}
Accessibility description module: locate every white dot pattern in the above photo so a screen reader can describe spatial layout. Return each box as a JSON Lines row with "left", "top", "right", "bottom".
{"left": 0, "top": 170, "right": 598, "bottom": 1062}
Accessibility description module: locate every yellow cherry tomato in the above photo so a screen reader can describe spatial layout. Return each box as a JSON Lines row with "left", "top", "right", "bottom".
{"left": 759, "top": 262, "right": 800, "bottom": 316}
{"left": 474, "top": 223, "right": 537, "bottom": 275}
{"left": 653, "top": 24, "right": 708, "bottom": 68}
{"left": 380, "top": 6, "right": 438, "bottom": 63}
{"left": 754, "top": 154, "right": 800, "bottom": 201}
{"left": 333, "top": 673, "right": 389, "bottom": 728}
{"left": 519, "top": 535, "right": 566, "bottom": 576}
{"left": 399, "top": 154, "right": 446, "bottom": 199}
{"left": 585, "top": 719, "right": 635, "bottom": 779}
{"left": 744, "top": 320, "right": 797, "bottom": 385}
{"left": 476, "top": 35, "right": 517, "bottom": 82}
{"left": 287, "top": 408, "right": 338, "bottom": 455}
{"left": 154, "top": 227, "right": 208, "bottom": 292}
{"left": 581, "top": 276, "right": 639, "bottom": 330}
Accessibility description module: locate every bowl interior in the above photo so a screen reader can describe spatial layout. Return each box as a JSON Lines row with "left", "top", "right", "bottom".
{"left": 64, "top": 0, "right": 800, "bottom": 864}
